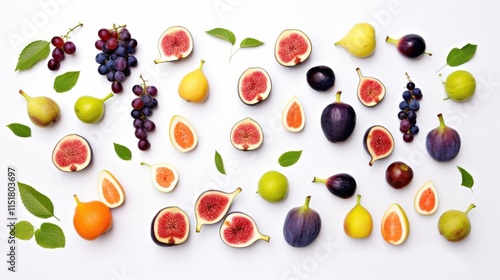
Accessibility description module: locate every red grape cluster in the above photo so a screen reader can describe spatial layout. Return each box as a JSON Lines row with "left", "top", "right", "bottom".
{"left": 48, "top": 23, "right": 83, "bottom": 71}
{"left": 94, "top": 24, "right": 138, "bottom": 93}
{"left": 131, "top": 75, "right": 158, "bottom": 151}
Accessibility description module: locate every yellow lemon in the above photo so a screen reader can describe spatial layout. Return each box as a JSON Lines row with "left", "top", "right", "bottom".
{"left": 178, "top": 60, "right": 209, "bottom": 103}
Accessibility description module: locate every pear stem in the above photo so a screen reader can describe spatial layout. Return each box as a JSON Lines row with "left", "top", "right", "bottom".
{"left": 19, "top": 89, "right": 30, "bottom": 100}
{"left": 335, "top": 91, "right": 342, "bottom": 102}
{"left": 465, "top": 203, "right": 476, "bottom": 215}
{"left": 101, "top": 92, "right": 114, "bottom": 103}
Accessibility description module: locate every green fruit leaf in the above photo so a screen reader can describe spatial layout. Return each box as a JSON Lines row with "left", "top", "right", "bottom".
{"left": 15, "top": 40, "right": 50, "bottom": 71}
{"left": 54, "top": 71, "right": 80, "bottom": 93}
{"left": 457, "top": 166, "right": 474, "bottom": 190}
{"left": 113, "top": 142, "right": 132, "bottom": 161}
{"left": 206, "top": 28, "right": 236, "bottom": 45}
{"left": 18, "top": 182, "right": 59, "bottom": 220}
{"left": 278, "top": 150, "right": 303, "bottom": 167}
{"left": 15, "top": 220, "right": 35, "bottom": 240}
{"left": 6, "top": 123, "right": 31, "bottom": 138}
{"left": 34, "top": 222, "right": 65, "bottom": 249}
{"left": 436, "top": 43, "right": 477, "bottom": 72}
{"left": 214, "top": 150, "right": 226, "bottom": 175}
{"left": 240, "top": 38, "right": 264, "bottom": 48}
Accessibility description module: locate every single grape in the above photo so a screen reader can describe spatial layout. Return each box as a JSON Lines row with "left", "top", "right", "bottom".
{"left": 127, "top": 39, "right": 138, "bottom": 49}
{"left": 403, "top": 133, "right": 414, "bottom": 142}
{"left": 123, "top": 66, "right": 131, "bottom": 76}
{"left": 115, "top": 57, "right": 127, "bottom": 71}
{"left": 111, "top": 81, "right": 123, "bottom": 93}
{"left": 132, "top": 84, "right": 143, "bottom": 96}
{"left": 63, "top": 41, "right": 76, "bottom": 55}
{"left": 131, "top": 98, "right": 144, "bottom": 110}
{"left": 51, "top": 36, "right": 64, "bottom": 48}
{"left": 409, "top": 100, "right": 420, "bottom": 111}
{"left": 406, "top": 81, "right": 415, "bottom": 90}
{"left": 98, "top": 28, "right": 111, "bottom": 41}
{"left": 151, "top": 98, "right": 158, "bottom": 109}
{"left": 409, "top": 118, "right": 417, "bottom": 125}
{"left": 105, "top": 59, "right": 115, "bottom": 71}
{"left": 413, "top": 88, "right": 423, "bottom": 100}
{"left": 407, "top": 110, "right": 417, "bottom": 121}
{"left": 400, "top": 119, "right": 411, "bottom": 133}
{"left": 95, "top": 52, "right": 107, "bottom": 64}
{"left": 98, "top": 64, "right": 108, "bottom": 75}
{"left": 95, "top": 39, "right": 105, "bottom": 50}
{"left": 47, "top": 59, "right": 60, "bottom": 71}
{"left": 399, "top": 101, "right": 409, "bottom": 110}
{"left": 409, "top": 125, "right": 419, "bottom": 135}
{"left": 119, "top": 28, "right": 131, "bottom": 41}
{"left": 135, "top": 127, "right": 147, "bottom": 140}
{"left": 110, "top": 31, "right": 118, "bottom": 39}
{"left": 138, "top": 139, "right": 150, "bottom": 151}
{"left": 402, "top": 90, "right": 412, "bottom": 101}
{"left": 131, "top": 109, "right": 142, "bottom": 119}
{"left": 106, "top": 38, "right": 118, "bottom": 50}
{"left": 397, "top": 110, "right": 407, "bottom": 120}
{"left": 115, "top": 46, "right": 127, "bottom": 57}
{"left": 141, "top": 95, "right": 153, "bottom": 107}
{"left": 143, "top": 119, "right": 156, "bottom": 132}
{"left": 133, "top": 118, "right": 144, "bottom": 128}
{"left": 146, "top": 86, "right": 158, "bottom": 96}
{"left": 114, "top": 71, "right": 126, "bottom": 83}
{"left": 106, "top": 71, "right": 115, "bottom": 82}
{"left": 127, "top": 56, "right": 138, "bottom": 67}
{"left": 143, "top": 107, "right": 153, "bottom": 117}
{"left": 52, "top": 48, "right": 65, "bottom": 61}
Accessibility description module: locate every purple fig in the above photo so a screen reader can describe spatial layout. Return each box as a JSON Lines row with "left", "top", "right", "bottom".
{"left": 426, "top": 113, "right": 461, "bottom": 162}
{"left": 320, "top": 91, "right": 356, "bottom": 143}
{"left": 385, "top": 34, "right": 432, "bottom": 58}
{"left": 312, "top": 173, "right": 356, "bottom": 199}
{"left": 283, "top": 196, "right": 321, "bottom": 248}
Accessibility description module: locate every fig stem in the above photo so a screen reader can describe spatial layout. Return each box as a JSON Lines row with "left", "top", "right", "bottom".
{"left": 465, "top": 203, "right": 476, "bottom": 215}
{"left": 356, "top": 194, "right": 361, "bottom": 205}
{"left": 198, "top": 59, "right": 205, "bottom": 70}
{"left": 19, "top": 89, "right": 30, "bottom": 100}
{"left": 312, "top": 177, "right": 327, "bottom": 184}
{"left": 385, "top": 36, "right": 398, "bottom": 45}
{"left": 356, "top": 68, "right": 363, "bottom": 78}
{"left": 140, "top": 161, "right": 151, "bottom": 167}
{"left": 437, "top": 113, "right": 446, "bottom": 129}
{"left": 303, "top": 195, "right": 311, "bottom": 210}
{"left": 101, "top": 92, "right": 114, "bottom": 103}
{"left": 335, "top": 91, "right": 342, "bottom": 102}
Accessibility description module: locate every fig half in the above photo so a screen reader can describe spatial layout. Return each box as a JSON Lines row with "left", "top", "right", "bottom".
{"left": 237, "top": 67, "right": 271, "bottom": 105}
{"left": 154, "top": 26, "right": 193, "bottom": 63}
{"left": 151, "top": 206, "right": 190, "bottom": 246}
{"left": 194, "top": 187, "right": 242, "bottom": 232}
{"left": 274, "top": 29, "right": 312, "bottom": 67}
{"left": 230, "top": 117, "right": 263, "bottom": 151}
{"left": 363, "top": 125, "right": 394, "bottom": 166}
{"left": 52, "top": 134, "right": 92, "bottom": 172}
{"left": 220, "top": 212, "right": 270, "bottom": 248}
{"left": 356, "top": 67, "right": 386, "bottom": 107}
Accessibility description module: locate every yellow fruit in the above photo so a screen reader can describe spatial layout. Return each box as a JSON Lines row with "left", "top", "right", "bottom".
{"left": 444, "top": 70, "right": 476, "bottom": 102}
{"left": 343, "top": 194, "right": 373, "bottom": 239}
{"left": 335, "top": 22, "right": 376, "bottom": 58}
{"left": 73, "top": 194, "right": 112, "bottom": 241}
{"left": 178, "top": 60, "right": 209, "bottom": 103}
{"left": 257, "top": 170, "right": 288, "bottom": 202}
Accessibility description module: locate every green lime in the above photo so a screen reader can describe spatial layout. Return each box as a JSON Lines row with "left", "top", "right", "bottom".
{"left": 257, "top": 170, "right": 288, "bottom": 202}
{"left": 444, "top": 70, "right": 476, "bottom": 102}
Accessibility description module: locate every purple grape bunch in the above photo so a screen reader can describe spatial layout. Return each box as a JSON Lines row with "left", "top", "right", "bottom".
{"left": 48, "top": 23, "right": 83, "bottom": 71}
{"left": 95, "top": 24, "right": 138, "bottom": 93}
{"left": 397, "top": 73, "right": 423, "bottom": 143}
{"left": 131, "top": 74, "right": 158, "bottom": 151}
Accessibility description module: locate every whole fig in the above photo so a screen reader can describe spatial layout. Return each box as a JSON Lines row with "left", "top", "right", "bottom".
{"left": 19, "top": 89, "right": 60, "bottom": 127}
{"left": 312, "top": 173, "right": 357, "bottom": 199}
{"left": 426, "top": 113, "right": 461, "bottom": 162}
{"left": 283, "top": 196, "right": 321, "bottom": 248}
{"left": 438, "top": 203, "right": 475, "bottom": 242}
{"left": 320, "top": 91, "right": 356, "bottom": 143}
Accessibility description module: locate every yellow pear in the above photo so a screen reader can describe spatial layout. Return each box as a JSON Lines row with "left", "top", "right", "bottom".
{"left": 178, "top": 59, "right": 209, "bottom": 103}
{"left": 335, "top": 23, "right": 376, "bottom": 58}
{"left": 343, "top": 194, "right": 373, "bottom": 238}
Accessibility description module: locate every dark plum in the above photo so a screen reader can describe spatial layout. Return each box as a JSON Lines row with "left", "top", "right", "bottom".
{"left": 320, "top": 91, "right": 356, "bottom": 143}
{"left": 385, "top": 161, "right": 414, "bottom": 189}
{"left": 385, "top": 34, "right": 431, "bottom": 58}
{"left": 426, "top": 113, "right": 461, "bottom": 162}
{"left": 312, "top": 173, "right": 356, "bottom": 199}
{"left": 283, "top": 196, "right": 322, "bottom": 248}
{"left": 306, "top": 65, "right": 335, "bottom": 91}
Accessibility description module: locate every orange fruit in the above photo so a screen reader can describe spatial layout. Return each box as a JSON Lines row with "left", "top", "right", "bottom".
{"left": 73, "top": 194, "right": 113, "bottom": 241}
{"left": 282, "top": 96, "right": 305, "bottom": 132}
{"left": 97, "top": 170, "right": 125, "bottom": 208}
{"left": 381, "top": 203, "right": 409, "bottom": 245}
{"left": 141, "top": 162, "right": 179, "bottom": 192}
{"left": 169, "top": 115, "right": 198, "bottom": 152}
{"left": 414, "top": 180, "right": 438, "bottom": 215}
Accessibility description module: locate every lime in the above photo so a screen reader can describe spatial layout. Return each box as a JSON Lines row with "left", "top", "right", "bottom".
{"left": 444, "top": 70, "right": 476, "bottom": 102}
{"left": 257, "top": 170, "right": 288, "bottom": 202}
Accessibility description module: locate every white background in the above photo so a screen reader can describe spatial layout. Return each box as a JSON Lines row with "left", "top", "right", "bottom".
{"left": 1, "top": 0, "right": 499, "bottom": 279}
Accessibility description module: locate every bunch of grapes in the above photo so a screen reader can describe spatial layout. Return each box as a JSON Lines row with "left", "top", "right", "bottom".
{"left": 48, "top": 22, "right": 83, "bottom": 71}
{"left": 94, "top": 24, "right": 138, "bottom": 93}
{"left": 131, "top": 75, "right": 158, "bottom": 151}
{"left": 398, "top": 73, "right": 423, "bottom": 142}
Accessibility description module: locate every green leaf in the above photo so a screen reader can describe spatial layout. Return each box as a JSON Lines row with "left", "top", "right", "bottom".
{"left": 6, "top": 123, "right": 31, "bottom": 138}
{"left": 278, "top": 150, "right": 303, "bottom": 167}
{"left": 114, "top": 142, "right": 132, "bottom": 161}
{"left": 447, "top": 44, "right": 477, "bottom": 67}
{"left": 457, "top": 166, "right": 474, "bottom": 189}
{"left": 54, "top": 71, "right": 80, "bottom": 93}
{"left": 34, "top": 222, "right": 65, "bottom": 249}
{"left": 15, "top": 220, "right": 34, "bottom": 240}
{"left": 15, "top": 40, "right": 50, "bottom": 71}
{"left": 18, "top": 182, "right": 59, "bottom": 220}
{"left": 240, "top": 38, "right": 264, "bottom": 48}
{"left": 206, "top": 28, "right": 236, "bottom": 45}
{"left": 214, "top": 150, "right": 226, "bottom": 175}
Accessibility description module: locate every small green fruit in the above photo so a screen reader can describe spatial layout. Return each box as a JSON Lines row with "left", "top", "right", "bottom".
{"left": 74, "top": 92, "right": 114, "bottom": 124}
{"left": 19, "top": 89, "right": 60, "bottom": 127}
{"left": 438, "top": 203, "right": 475, "bottom": 242}
{"left": 257, "top": 170, "right": 288, "bottom": 202}
{"left": 444, "top": 70, "right": 476, "bottom": 102}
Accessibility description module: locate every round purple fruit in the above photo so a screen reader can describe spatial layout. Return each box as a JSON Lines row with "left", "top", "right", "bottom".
{"left": 385, "top": 161, "right": 414, "bottom": 189}
{"left": 426, "top": 113, "right": 461, "bottom": 162}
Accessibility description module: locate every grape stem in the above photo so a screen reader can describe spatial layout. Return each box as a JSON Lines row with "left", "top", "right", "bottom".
{"left": 63, "top": 22, "right": 83, "bottom": 40}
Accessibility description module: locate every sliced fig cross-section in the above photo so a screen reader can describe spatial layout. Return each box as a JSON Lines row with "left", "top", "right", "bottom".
{"left": 363, "top": 125, "right": 394, "bottom": 166}
{"left": 230, "top": 117, "right": 263, "bottom": 151}
{"left": 356, "top": 67, "right": 386, "bottom": 107}
{"left": 52, "top": 134, "right": 92, "bottom": 172}
{"left": 195, "top": 187, "right": 242, "bottom": 232}
{"left": 237, "top": 67, "right": 272, "bottom": 105}
{"left": 275, "top": 29, "right": 312, "bottom": 67}
{"left": 151, "top": 206, "right": 190, "bottom": 246}
{"left": 282, "top": 95, "right": 305, "bottom": 132}
{"left": 154, "top": 26, "right": 193, "bottom": 63}
{"left": 220, "top": 212, "right": 270, "bottom": 248}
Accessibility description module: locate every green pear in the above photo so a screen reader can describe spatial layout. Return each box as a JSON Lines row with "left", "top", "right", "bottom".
{"left": 19, "top": 89, "right": 61, "bottom": 127}
{"left": 74, "top": 92, "right": 114, "bottom": 124}
{"left": 335, "top": 22, "right": 376, "bottom": 58}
